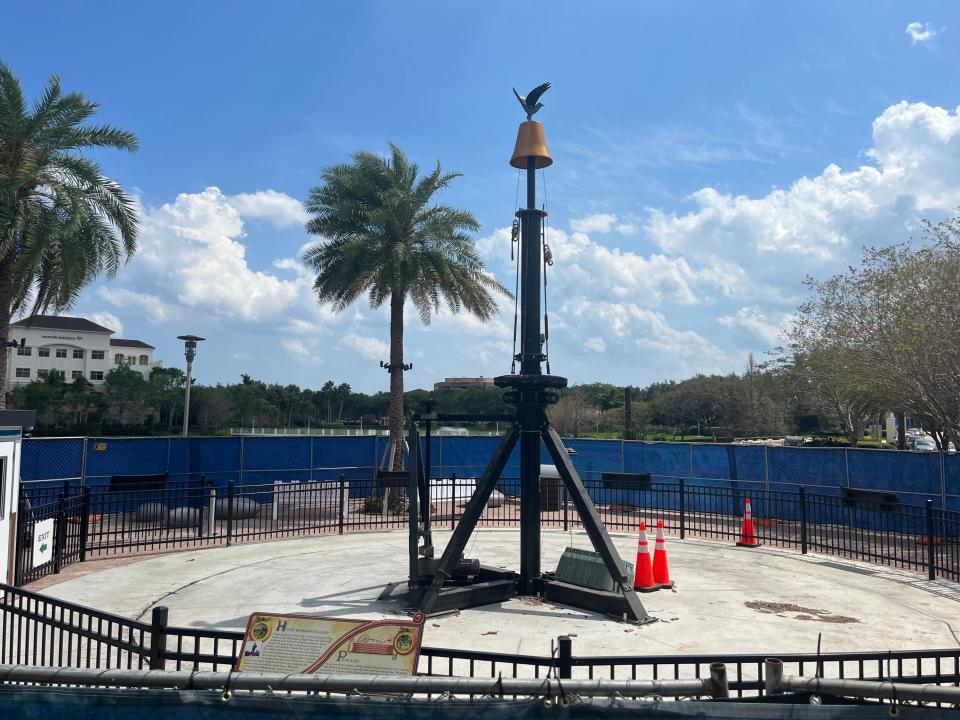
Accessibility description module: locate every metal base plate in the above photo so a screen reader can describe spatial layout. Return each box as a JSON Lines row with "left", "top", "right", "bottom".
{"left": 381, "top": 564, "right": 519, "bottom": 616}
{"left": 383, "top": 569, "right": 656, "bottom": 625}
{"left": 542, "top": 578, "right": 657, "bottom": 625}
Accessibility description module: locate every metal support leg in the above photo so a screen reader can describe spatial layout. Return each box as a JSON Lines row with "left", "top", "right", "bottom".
{"left": 541, "top": 424, "right": 651, "bottom": 623}
{"left": 408, "top": 420, "right": 420, "bottom": 587}
{"left": 419, "top": 425, "right": 520, "bottom": 613}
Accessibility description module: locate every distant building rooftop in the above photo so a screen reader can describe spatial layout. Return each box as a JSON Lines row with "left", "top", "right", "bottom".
{"left": 11, "top": 315, "right": 114, "bottom": 334}
{"left": 110, "top": 339, "right": 156, "bottom": 350}
{"left": 433, "top": 376, "right": 496, "bottom": 391}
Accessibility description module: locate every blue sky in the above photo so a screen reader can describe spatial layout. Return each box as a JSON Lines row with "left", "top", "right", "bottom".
{"left": 4, "top": 2, "right": 959, "bottom": 392}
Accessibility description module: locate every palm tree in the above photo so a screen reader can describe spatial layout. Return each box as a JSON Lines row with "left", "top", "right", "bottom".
{"left": 303, "top": 144, "right": 510, "bottom": 469}
{"left": 0, "top": 63, "right": 139, "bottom": 407}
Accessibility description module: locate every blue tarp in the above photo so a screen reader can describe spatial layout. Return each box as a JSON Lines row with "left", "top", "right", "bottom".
{"left": 17, "top": 435, "right": 960, "bottom": 509}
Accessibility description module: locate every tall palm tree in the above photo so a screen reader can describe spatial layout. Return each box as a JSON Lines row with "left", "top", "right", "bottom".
{"left": 303, "top": 144, "right": 510, "bottom": 469}
{"left": 0, "top": 63, "right": 139, "bottom": 407}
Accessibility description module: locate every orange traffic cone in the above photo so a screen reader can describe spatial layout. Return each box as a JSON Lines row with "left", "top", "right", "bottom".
{"left": 652, "top": 520, "right": 674, "bottom": 589}
{"left": 737, "top": 497, "right": 761, "bottom": 547}
{"left": 633, "top": 521, "right": 657, "bottom": 592}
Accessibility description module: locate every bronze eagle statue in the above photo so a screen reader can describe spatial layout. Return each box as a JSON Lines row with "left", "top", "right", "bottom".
{"left": 512, "top": 82, "right": 551, "bottom": 121}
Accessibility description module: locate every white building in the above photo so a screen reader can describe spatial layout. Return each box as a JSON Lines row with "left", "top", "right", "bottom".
{"left": 5, "top": 315, "right": 161, "bottom": 388}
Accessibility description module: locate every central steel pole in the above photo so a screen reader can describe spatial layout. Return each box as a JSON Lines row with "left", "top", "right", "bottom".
{"left": 182, "top": 359, "right": 192, "bottom": 437}
{"left": 518, "top": 156, "right": 544, "bottom": 594}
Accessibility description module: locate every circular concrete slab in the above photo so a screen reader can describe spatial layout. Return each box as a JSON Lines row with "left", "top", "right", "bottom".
{"left": 39, "top": 529, "right": 960, "bottom": 657}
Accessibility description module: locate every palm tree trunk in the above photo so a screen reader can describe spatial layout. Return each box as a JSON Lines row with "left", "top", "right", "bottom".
{"left": 0, "top": 258, "right": 12, "bottom": 410}
{"left": 388, "top": 291, "right": 405, "bottom": 470}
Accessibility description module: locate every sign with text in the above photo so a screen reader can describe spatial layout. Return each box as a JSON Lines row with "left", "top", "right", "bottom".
{"left": 33, "top": 518, "right": 54, "bottom": 568}
{"left": 236, "top": 612, "right": 425, "bottom": 676}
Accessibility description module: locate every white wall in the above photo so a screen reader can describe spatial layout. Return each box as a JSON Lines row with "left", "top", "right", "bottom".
{"left": 0, "top": 430, "right": 22, "bottom": 584}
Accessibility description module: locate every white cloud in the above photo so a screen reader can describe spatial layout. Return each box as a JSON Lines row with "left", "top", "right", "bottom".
{"left": 480, "top": 224, "right": 705, "bottom": 307}
{"left": 90, "top": 311, "right": 123, "bottom": 335}
{"left": 568, "top": 214, "right": 638, "bottom": 237}
{"left": 645, "top": 102, "right": 960, "bottom": 300}
{"left": 281, "top": 338, "right": 311, "bottom": 356}
{"left": 562, "top": 300, "right": 727, "bottom": 375}
{"left": 584, "top": 337, "right": 606, "bottom": 352}
{"left": 906, "top": 21, "right": 938, "bottom": 45}
{"left": 341, "top": 332, "right": 389, "bottom": 361}
{"left": 226, "top": 190, "right": 309, "bottom": 228}
{"left": 98, "top": 287, "right": 171, "bottom": 323}
{"left": 570, "top": 213, "right": 618, "bottom": 234}
{"left": 135, "top": 187, "right": 305, "bottom": 323}
{"left": 717, "top": 306, "right": 788, "bottom": 345}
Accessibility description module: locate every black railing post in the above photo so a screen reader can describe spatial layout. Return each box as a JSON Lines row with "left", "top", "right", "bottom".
{"left": 149, "top": 606, "right": 169, "bottom": 670}
{"left": 196, "top": 474, "right": 206, "bottom": 538}
{"left": 799, "top": 485, "right": 808, "bottom": 555}
{"left": 450, "top": 473, "right": 457, "bottom": 530}
{"left": 226, "top": 481, "right": 235, "bottom": 547}
{"left": 13, "top": 493, "right": 26, "bottom": 586}
{"left": 557, "top": 635, "right": 572, "bottom": 679}
{"left": 678, "top": 478, "right": 686, "bottom": 540}
{"left": 926, "top": 499, "right": 936, "bottom": 581}
{"left": 562, "top": 484, "right": 569, "bottom": 532}
{"left": 79, "top": 486, "right": 91, "bottom": 562}
{"left": 338, "top": 474, "right": 346, "bottom": 535}
{"left": 53, "top": 491, "right": 67, "bottom": 574}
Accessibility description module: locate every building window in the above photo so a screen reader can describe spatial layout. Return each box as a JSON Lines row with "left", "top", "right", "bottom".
{"left": 16, "top": 346, "right": 31, "bottom": 356}
{"left": 73, "top": 349, "right": 84, "bottom": 359}
{"left": 71, "top": 370, "right": 82, "bottom": 380}
{"left": 89, "top": 371, "right": 104, "bottom": 381}
{"left": 91, "top": 350, "right": 105, "bottom": 360}
{"left": 15, "top": 368, "right": 30, "bottom": 378}
{"left": 127, "top": 357, "right": 136, "bottom": 365}
{"left": 114, "top": 353, "right": 124, "bottom": 364}
{"left": 55, "top": 348, "right": 67, "bottom": 358}
{"left": 37, "top": 369, "right": 48, "bottom": 379}
{"left": 38, "top": 347, "right": 49, "bottom": 357}
{"left": 139, "top": 355, "right": 149, "bottom": 365}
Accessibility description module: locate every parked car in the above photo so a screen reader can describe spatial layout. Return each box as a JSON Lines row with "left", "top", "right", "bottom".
{"left": 913, "top": 437, "right": 937, "bottom": 452}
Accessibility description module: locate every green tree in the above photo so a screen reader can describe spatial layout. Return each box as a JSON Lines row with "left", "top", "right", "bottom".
{"left": 302, "top": 144, "right": 510, "bottom": 468}
{"left": 0, "top": 63, "right": 138, "bottom": 406}
{"left": 103, "top": 365, "right": 146, "bottom": 427}
{"left": 147, "top": 367, "right": 186, "bottom": 429}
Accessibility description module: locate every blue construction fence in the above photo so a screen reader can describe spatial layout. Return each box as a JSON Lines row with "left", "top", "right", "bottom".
{"left": 18, "top": 435, "right": 960, "bottom": 513}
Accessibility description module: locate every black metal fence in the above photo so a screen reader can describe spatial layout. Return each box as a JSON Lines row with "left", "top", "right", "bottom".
{"left": 2, "top": 583, "right": 959, "bottom": 698}
{"left": 15, "top": 474, "right": 959, "bottom": 587}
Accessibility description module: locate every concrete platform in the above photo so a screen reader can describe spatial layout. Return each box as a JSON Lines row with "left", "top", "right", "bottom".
{"left": 39, "top": 529, "right": 960, "bottom": 657}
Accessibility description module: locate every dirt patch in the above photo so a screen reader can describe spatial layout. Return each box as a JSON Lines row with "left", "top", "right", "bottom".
{"left": 745, "top": 600, "right": 859, "bottom": 624}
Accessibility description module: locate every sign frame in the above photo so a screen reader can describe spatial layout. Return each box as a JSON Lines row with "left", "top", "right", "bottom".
{"left": 236, "top": 611, "right": 426, "bottom": 676}
{"left": 32, "top": 518, "right": 54, "bottom": 568}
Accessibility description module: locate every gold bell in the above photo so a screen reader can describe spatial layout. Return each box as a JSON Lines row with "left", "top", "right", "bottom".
{"left": 510, "top": 121, "right": 553, "bottom": 169}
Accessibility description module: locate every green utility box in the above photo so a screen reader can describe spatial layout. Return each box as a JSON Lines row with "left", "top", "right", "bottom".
{"left": 554, "top": 547, "right": 634, "bottom": 592}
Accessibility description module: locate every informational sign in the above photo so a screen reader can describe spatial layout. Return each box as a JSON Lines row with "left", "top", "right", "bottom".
{"left": 236, "top": 612, "right": 425, "bottom": 676}
{"left": 33, "top": 518, "right": 54, "bottom": 568}
{"left": 93, "top": 442, "right": 108, "bottom": 451}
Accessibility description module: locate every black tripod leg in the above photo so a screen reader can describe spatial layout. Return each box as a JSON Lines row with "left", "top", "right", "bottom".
{"left": 541, "top": 425, "right": 627, "bottom": 582}
{"left": 541, "top": 425, "right": 651, "bottom": 623}
{"left": 419, "top": 424, "right": 520, "bottom": 614}
{"left": 408, "top": 420, "right": 420, "bottom": 585}
{"left": 416, "top": 431, "right": 431, "bottom": 546}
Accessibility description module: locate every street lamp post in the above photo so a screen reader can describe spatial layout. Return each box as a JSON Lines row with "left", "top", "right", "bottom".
{"left": 177, "top": 335, "right": 205, "bottom": 437}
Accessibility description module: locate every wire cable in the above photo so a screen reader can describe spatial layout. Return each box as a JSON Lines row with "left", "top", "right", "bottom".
{"left": 541, "top": 168, "right": 552, "bottom": 375}
{"left": 510, "top": 169, "right": 521, "bottom": 374}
